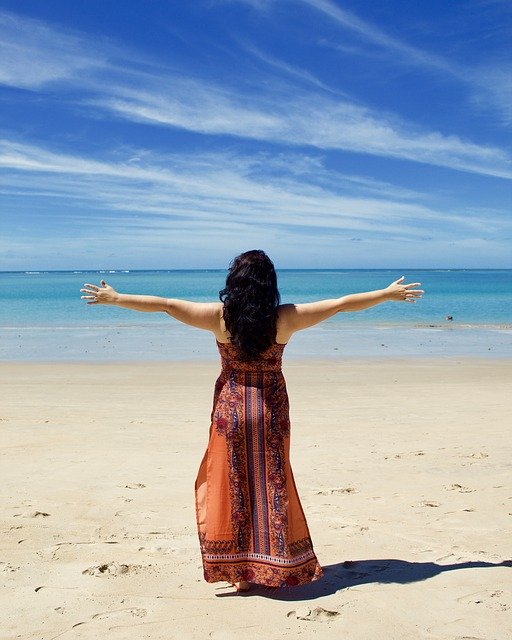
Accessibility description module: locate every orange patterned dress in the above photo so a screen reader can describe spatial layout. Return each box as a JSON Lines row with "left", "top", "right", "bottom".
{"left": 194, "top": 339, "right": 323, "bottom": 588}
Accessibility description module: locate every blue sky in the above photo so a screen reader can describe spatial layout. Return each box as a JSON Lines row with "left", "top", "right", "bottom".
{"left": 0, "top": 0, "right": 510, "bottom": 269}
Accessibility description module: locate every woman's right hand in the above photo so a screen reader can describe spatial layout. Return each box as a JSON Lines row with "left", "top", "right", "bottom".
{"left": 80, "top": 280, "right": 119, "bottom": 305}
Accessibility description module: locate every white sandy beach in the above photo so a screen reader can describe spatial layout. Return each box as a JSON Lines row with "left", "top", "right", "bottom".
{"left": 1, "top": 358, "right": 511, "bottom": 639}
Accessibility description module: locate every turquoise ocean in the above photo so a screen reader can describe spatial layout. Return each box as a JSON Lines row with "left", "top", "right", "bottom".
{"left": 1, "top": 269, "right": 510, "bottom": 361}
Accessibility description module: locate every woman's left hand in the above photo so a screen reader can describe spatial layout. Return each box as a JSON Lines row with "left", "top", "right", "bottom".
{"left": 385, "top": 276, "right": 424, "bottom": 303}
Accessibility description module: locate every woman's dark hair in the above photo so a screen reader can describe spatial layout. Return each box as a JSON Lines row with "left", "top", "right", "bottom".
{"left": 219, "top": 250, "right": 280, "bottom": 360}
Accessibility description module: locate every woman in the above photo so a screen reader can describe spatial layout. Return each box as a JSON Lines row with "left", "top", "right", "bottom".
{"left": 80, "top": 250, "right": 423, "bottom": 593}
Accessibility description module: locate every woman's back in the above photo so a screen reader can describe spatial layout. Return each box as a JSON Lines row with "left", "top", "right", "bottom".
{"left": 217, "top": 306, "right": 291, "bottom": 350}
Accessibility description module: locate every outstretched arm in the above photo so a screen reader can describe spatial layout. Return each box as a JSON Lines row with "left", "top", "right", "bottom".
{"left": 80, "top": 280, "right": 222, "bottom": 332}
{"left": 279, "top": 276, "right": 423, "bottom": 336}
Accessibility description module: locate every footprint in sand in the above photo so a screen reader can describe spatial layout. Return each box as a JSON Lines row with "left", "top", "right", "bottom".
{"left": 82, "top": 561, "right": 150, "bottom": 576}
{"left": 39, "top": 540, "right": 121, "bottom": 560}
{"left": 316, "top": 487, "right": 358, "bottom": 495}
{"left": 456, "top": 589, "right": 511, "bottom": 612}
{"left": 91, "top": 607, "right": 147, "bottom": 620}
{"left": 287, "top": 606, "right": 341, "bottom": 621}
{"left": 384, "top": 450, "right": 425, "bottom": 460}
{"left": 417, "top": 500, "right": 441, "bottom": 508}
{"left": 0, "top": 562, "right": 19, "bottom": 573}
{"left": 444, "top": 483, "right": 475, "bottom": 493}
{"left": 137, "top": 545, "right": 181, "bottom": 556}
{"left": 13, "top": 510, "right": 50, "bottom": 518}
{"left": 124, "top": 483, "right": 146, "bottom": 489}
{"left": 435, "top": 553, "right": 456, "bottom": 562}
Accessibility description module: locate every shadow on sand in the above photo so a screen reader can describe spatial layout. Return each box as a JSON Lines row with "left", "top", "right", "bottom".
{"left": 215, "top": 558, "right": 512, "bottom": 600}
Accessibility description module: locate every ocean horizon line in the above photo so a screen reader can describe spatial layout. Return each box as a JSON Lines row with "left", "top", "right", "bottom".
{"left": 2, "top": 267, "right": 511, "bottom": 274}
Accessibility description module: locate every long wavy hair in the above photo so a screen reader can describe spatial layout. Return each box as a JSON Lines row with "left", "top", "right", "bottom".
{"left": 219, "top": 250, "right": 280, "bottom": 360}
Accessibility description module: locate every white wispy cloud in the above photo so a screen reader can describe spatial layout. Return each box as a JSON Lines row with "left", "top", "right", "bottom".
{"left": 299, "top": 0, "right": 458, "bottom": 74}
{"left": 91, "top": 82, "right": 512, "bottom": 179}
{"left": 0, "top": 10, "right": 109, "bottom": 89}
{"left": 309, "top": 0, "right": 512, "bottom": 125}
{"left": 1, "top": 139, "right": 508, "bottom": 241}
{"left": 471, "top": 63, "right": 512, "bottom": 125}
{"left": 233, "top": 40, "right": 350, "bottom": 96}
{"left": 243, "top": 0, "right": 512, "bottom": 124}
{"left": 0, "top": 8, "right": 510, "bottom": 179}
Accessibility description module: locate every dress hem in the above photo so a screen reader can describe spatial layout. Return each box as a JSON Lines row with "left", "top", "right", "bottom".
{"left": 201, "top": 558, "right": 324, "bottom": 588}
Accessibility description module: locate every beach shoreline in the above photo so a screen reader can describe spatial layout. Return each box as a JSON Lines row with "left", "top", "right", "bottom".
{"left": 1, "top": 358, "right": 511, "bottom": 638}
{"left": 2, "top": 323, "right": 512, "bottom": 362}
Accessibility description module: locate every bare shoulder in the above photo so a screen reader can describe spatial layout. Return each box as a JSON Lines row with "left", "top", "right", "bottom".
{"left": 277, "top": 303, "right": 296, "bottom": 321}
{"left": 276, "top": 304, "right": 297, "bottom": 343}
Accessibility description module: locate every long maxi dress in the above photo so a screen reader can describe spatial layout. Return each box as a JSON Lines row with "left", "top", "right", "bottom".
{"left": 194, "top": 339, "right": 323, "bottom": 588}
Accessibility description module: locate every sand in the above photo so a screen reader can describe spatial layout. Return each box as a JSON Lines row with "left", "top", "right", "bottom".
{"left": 1, "top": 358, "right": 511, "bottom": 639}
